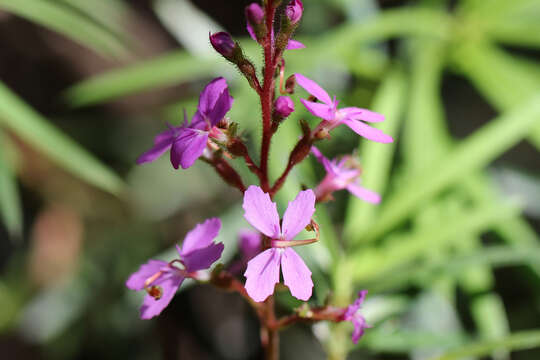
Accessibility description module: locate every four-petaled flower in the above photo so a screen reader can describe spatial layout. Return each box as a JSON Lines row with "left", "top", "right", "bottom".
{"left": 243, "top": 185, "right": 315, "bottom": 302}
{"left": 294, "top": 73, "right": 393, "bottom": 143}
{"left": 126, "top": 218, "right": 224, "bottom": 319}
{"left": 137, "top": 77, "right": 234, "bottom": 169}
{"left": 311, "top": 146, "right": 380, "bottom": 204}
{"left": 341, "top": 290, "right": 370, "bottom": 344}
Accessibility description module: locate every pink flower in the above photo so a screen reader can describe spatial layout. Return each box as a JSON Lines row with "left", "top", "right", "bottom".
{"left": 294, "top": 73, "right": 393, "bottom": 143}
{"left": 126, "top": 218, "right": 224, "bottom": 319}
{"left": 137, "top": 77, "right": 233, "bottom": 169}
{"left": 286, "top": 0, "right": 304, "bottom": 24}
{"left": 242, "top": 186, "right": 315, "bottom": 302}
{"left": 340, "top": 290, "right": 370, "bottom": 344}
{"left": 311, "top": 147, "right": 380, "bottom": 203}
{"left": 274, "top": 96, "right": 295, "bottom": 119}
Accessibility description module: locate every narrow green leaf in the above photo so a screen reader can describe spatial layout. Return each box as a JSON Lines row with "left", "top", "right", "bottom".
{"left": 0, "top": 132, "right": 22, "bottom": 238}
{"left": 64, "top": 51, "right": 220, "bottom": 107}
{"left": 343, "top": 67, "right": 406, "bottom": 242}
{"left": 0, "top": 0, "right": 129, "bottom": 59}
{"left": 0, "top": 82, "right": 124, "bottom": 195}
{"left": 361, "top": 93, "right": 540, "bottom": 242}
{"left": 430, "top": 329, "right": 540, "bottom": 360}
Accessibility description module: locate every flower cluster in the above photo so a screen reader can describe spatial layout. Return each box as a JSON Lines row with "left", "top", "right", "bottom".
{"left": 127, "top": 0, "right": 393, "bottom": 349}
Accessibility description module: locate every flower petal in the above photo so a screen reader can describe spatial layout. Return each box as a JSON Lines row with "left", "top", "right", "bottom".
{"left": 139, "top": 274, "right": 184, "bottom": 319}
{"left": 351, "top": 315, "right": 368, "bottom": 344}
{"left": 182, "top": 242, "right": 224, "bottom": 272}
{"left": 198, "top": 77, "right": 229, "bottom": 116}
{"left": 242, "top": 186, "right": 281, "bottom": 238}
{"left": 126, "top": 260, "right": 168, "bottom": 291}
{"left": 342, "top": 118, "right": 393, "bottom": 143}
{"left": 294, "top": 73, "right": 332, "bottom": 105}
{"left": 206, "top": 87, "right": 234, "bottom": 126}
{"left": 286, "top": 39, "right": 305, "bottom": 50}
{"left": 170, "top": 129, "right": 208, "bottom": 169}
{"left": 300, "top": 99, "right": 335, "bottom": 121}
{"left": 137, "top": 128, "right": 177, "bottom": 164}
{"left": 180, "top": 217, "right": 222, "bottom": 255}
{"left": 281, "top": 248, "right": 313, "bottom": 301}
{"left": 346, "top": 184, "right": 381, "bottom": 204}
{"left": 239, "top": 230, "right": 262, "bottom": 261}
{"left": 340, "top": 107, "right": 384, "bottom": 122}
{"left": 244, "top": 248, "right": 281, "bottom": 302}
{"left": 282, "top": 189, "right": 316, "bottom": 241}
{"left": 247, "top": 23, "right": 257, "bottom": 42}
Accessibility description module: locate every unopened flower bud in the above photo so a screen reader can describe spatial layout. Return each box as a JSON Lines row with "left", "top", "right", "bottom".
{"left": 275, "top": 96, "right": 295, "bottom": 119}
{"left": 245, "top": 3, "right": 264, "bottom": 26}
{"left": 210, "top": 32, "right": 236, "bottom": 58}
{"left": 286, "top": 0, "right": 303, "bottom": 24}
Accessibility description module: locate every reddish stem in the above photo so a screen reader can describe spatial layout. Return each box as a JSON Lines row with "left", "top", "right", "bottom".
{"left": 259, "top": 1, "right": 277, "bottom": 193}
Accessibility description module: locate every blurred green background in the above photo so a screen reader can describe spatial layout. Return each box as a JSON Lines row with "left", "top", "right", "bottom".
{"left": 0, "top": 0, "right": 539, "bottom": 359}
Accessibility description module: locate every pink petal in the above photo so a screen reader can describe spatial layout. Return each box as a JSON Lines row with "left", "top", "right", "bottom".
{"left": 300, "top": 99, "right": 335, "bottom": 121}
{"left": 281, "top": 248, "right": 313, "bottom": 301}
{"left": 139, "top": 273, "right": 184, "bottom": 319}
{"left": 136, "top": 137, "right": 174, "bottom": 164}
{"left": 206, "top": 87, "right": 234, "bottom": 127}
{"left": 180, "top": 218, "right": 222, "bottom": 255}
{"left": 286, "top": 39, "right": 305, "bottom": 50}
{"left": 340, "top": 107, "right": 384, "bottom": 122}
{"left": 247, "top": 23, "right": 257, "bottom": 42}
{"left": 244, "top": 248, "right": 282, "bottom": 302}
{"left": 242, "top": 186, "right": 281, "bottom": 238}
{"left": 294, "top": 73, "right": 332, "bottom": 105}
{"left": 126, "top": 260, "right": 168, "bottom": 291}
{"left": 342, "top": 118, "right": 393, "bottom": 143}
{"left": 198, "top": 77, "right": 229, "bottom": 116}
{"left": 170, "top": 128, "right": 208, "bottom": 169}
{"left": 239, "top": 230, "right": 262, "bottom": 261}
{"left": 181, "top": 242, "right": 224, "bottom": 272}
{"left": 346, "top": 184, "right": 381, "bottom": 204}
{"left": 281, "top": 189, "right": 316, "bottom": 241}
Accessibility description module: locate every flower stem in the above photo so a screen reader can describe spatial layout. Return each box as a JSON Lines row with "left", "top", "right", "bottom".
{"left": 263, "top": 295, "right": 279, "bottom": 360}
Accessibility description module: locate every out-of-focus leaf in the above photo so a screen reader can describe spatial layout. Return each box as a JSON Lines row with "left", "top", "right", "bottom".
{"left": 471, "top": 294, "right": 510, "bottom": 359}
{"left": 154, "top": 0, "right": 222, "bottom": 56}
{"left": 0, "top": 0, "right": 130, "bottom": 59}
{"left": 353, "top": 203, "right": 519, "bottom": 283}
{"left": 430, "top": 329, "right": 540, "bottom": 360}
{"left": 64, "top": 51, "right": 220, "bottom": 107}
{"left": 343, "top": 67, "right": 406, "bottom": 242}
{"left": 0, "top": 82, "right": 124, "bottom": 195}
{"left": 361, "top": 93, "right": 540, "bottom": 242}
{"left": 0, "top": 131, "right": 22, "bottom": 238}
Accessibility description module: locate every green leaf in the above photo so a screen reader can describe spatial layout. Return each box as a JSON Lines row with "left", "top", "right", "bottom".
{"left": 0, "top": 132, "right": 22, "bottom": 238}
{"left": 64, "top": 51, "right": 220, "bottom": 107}
{"left": 0, "top": 0, "right": 130, "bottom": 59}
{"left": 360, "top": 93, "right": 540, "bottom": 243}
{"left": 430, "top": 329, "right": 540, "bottom": 360}
{"left": 343, "top": 67, "right": 406, "bottom": 243}
{"left": 0, "top": 81, "right": 124, "bottom": 195}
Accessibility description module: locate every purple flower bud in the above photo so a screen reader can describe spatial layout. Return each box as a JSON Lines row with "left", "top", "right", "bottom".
{"left": 210, "top": 32, "right": 236, "bottom": 57}
{"left": 275, "top": 96, "right": 295, "bottom": 118}
{"left": 245, "top": 3, "right": 264, "bottom": 26}
{"left": 286, "top": 0, "right": 303, "bottom": 24}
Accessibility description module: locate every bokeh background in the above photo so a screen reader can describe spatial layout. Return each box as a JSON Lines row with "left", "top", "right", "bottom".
{"left": 0, "top": 0, "right": 539, "bottom": 359}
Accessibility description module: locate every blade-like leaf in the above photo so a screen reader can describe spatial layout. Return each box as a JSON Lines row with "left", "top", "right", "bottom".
{"left": 430, "top": 329, "right": 540, "bottom": 360}
{"left": 0, "top": 82, "right": 124, "bottom": 195}
{"left": 360, "top": 93, "right": 540, "bottom": 242}
{"left": 0, "top": 132, "right": 22, "bottom": 238}
{"left": 0, "top": 0, "right": 130, "bottom": 59}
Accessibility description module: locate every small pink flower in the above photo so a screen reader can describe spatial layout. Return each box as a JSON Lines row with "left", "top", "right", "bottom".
{"left": 340, "top": 290, "right": 370, "bottom": 344}
{"left": 312, "top": 147, "right": 380, "bottom": 204}
{"left": 242, "top": 186, "right": 315, "bottom": 302}
{"left": 126, "top": 218, "right": 224, "bottom": 319}
{"left": 274, "top": 96, "right": 295, "bottom": 119}
{"left": 295, "top": 73, "right": 393, "bottom": 143}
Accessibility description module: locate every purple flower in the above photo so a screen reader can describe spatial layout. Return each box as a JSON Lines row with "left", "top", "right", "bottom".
{"left": 210, "top": 32, "right": 236, "bottom": 57}
{"left": 242, "top": 186, "right": 315, "bottom": 302}
{"left": 286, "top": 0, "right": 304, "bottom": 24}
{"left": 294, "top": 73, "right": 393, "bottom": 143}
{"left": 137, "top": 77, "right": 234, "bottom": 169}
{"left": 239, "top": 229, "right": 262, "bottom": 261}
{"left": 126, "top": 218, "right": 224, "bottom": 319}
{"left": 311, "top": 147, "right": 380, "bottom": 204}
{"left": 245, "top": 4, "right": 305, "bottom": 50}
{"left": 341, "top": 290, "right": 370, "bottom": 344}
{"left": 274, "top": 96, "right": 295, "bottom": 118}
